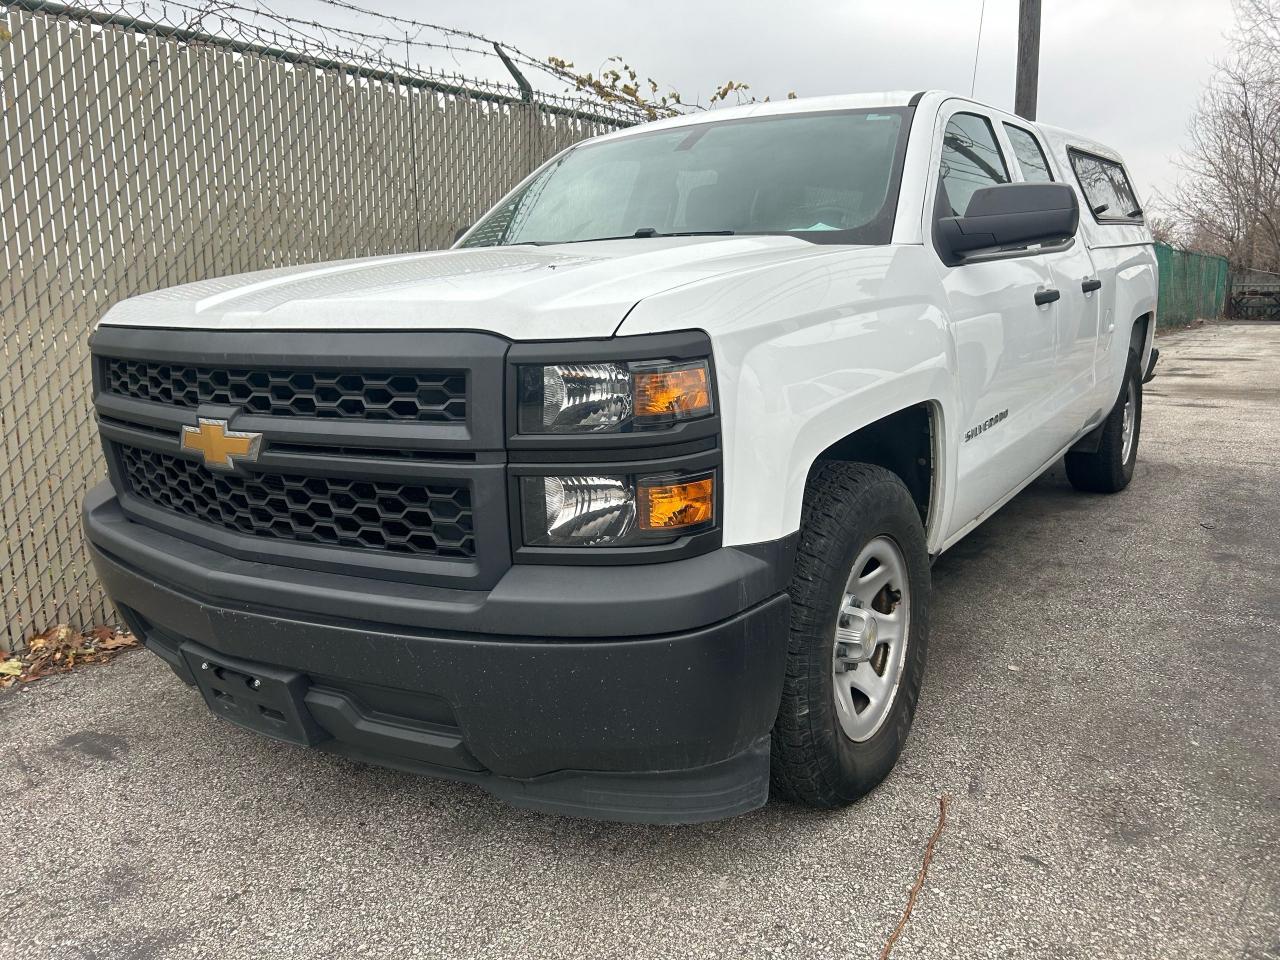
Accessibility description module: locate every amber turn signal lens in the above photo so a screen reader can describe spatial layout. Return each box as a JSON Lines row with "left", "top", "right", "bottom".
{"left": 633, "top": 362, "right": 712, "bottom": 421}
{"left": 639, "top": 475, "right": 715, "bottom": 531}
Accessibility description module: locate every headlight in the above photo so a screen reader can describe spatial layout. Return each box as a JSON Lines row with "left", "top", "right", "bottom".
{"left": 521, "top": 475, "right": 636, "bottom": 546}
{"left": 517, "top": 359, "right": 713, "bottom": 434}
{"left": 520, "top": 471, "right": 715, "bottom": 546}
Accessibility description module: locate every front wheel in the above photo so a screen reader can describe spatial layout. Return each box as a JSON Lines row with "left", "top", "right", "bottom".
{"left": 771, "top": 462, "right": 930, "bottom": 807}
{"left": 1065, "top": 350, "right": 1142, "bottom": 493}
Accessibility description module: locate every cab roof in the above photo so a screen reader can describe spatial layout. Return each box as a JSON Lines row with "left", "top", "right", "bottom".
{"left": 592, "top": 90, "right": 1123, "bottom": 165}
{"left": 590, "top": 90, "right": 926, "bottom": 143}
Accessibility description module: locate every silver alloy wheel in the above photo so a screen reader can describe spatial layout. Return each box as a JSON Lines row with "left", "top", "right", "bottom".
{"left": 831, "top": 536, "right": 910, "bottom": 742}
{"left": 1121, "top": 378, "right": 1137, "bottom": 463}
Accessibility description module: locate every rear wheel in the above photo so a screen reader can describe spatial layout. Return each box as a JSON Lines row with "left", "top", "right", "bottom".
{"left": 771, "top": 462, "right": 930, "bottom": 807}
{"left": 1065, "top": 350, "right": 1142, "bottom": 493}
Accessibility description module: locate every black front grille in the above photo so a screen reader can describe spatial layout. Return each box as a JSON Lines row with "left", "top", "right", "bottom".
{"left": 118, "top": 445, "right": 475, "bottom": 558}
{"left": 105, "top": 359, "right": 466, "bottom": 422}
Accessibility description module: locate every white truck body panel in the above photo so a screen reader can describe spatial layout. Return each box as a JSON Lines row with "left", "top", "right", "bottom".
{"left": 619, "top": 243, "right": 956, "bottom": 549}
{"left": 97, "top": 90, "right": 1158, "bottom": 558}
{"left": 99, "top": 237, "right": 847, "bottom": 340}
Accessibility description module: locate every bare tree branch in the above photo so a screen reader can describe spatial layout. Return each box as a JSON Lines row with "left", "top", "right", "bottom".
{"left": 1167, "top": 0, "right": 1280, "bottom": 270}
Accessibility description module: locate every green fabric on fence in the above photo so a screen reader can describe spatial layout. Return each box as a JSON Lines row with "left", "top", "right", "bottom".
{"left": 1155, "top": 242, "right": 1229, "bottom": 329}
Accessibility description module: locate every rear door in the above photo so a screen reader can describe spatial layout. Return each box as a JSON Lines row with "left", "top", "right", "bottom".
{"left": 1002, "top": 122, "right": 1101, "bottom": 438}
{"left": 1066, "top": 149, "right": 1150, "bottom": 403}
{"left": 927, "top": 106, "right": 1062, "bottom": 538}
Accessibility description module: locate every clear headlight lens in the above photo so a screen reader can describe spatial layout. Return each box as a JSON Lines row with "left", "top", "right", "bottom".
{"left": 520, "top": 471, "right": 716, "bottom": 547}
{"left": 517, "top": 359, "right": 713, "bottom": 434}
{"left": 521, "top": 475, "right": 636, "bottom": 546}
{"left": 527, "top": 363, "right": 633, "bottom": 434}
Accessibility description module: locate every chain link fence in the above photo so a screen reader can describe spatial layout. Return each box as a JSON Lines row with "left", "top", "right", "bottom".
{"left": 0, "top": 0, "right": 628, "bottom": 651}
{"left": 1154, "top": 241, "right": 1231, "bottom": 329}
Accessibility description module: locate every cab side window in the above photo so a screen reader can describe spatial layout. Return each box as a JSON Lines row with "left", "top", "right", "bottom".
{"left": 937, "top": 113, "right": 1010, "bottom": 218}
{"left": 1069, "top": 150, "right": 1143, "bottom": 222}
{"left": 1003, "top": 124, "right": 1054, "bottom": 183}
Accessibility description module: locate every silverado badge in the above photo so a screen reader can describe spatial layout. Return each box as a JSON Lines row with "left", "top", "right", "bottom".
{"left": 180, "top": 418, "right": 263, "bottom": 471}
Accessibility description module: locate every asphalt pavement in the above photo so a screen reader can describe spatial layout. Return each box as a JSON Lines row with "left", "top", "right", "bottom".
{"left": 2, "top": 321, "right": 1277, "bottom": 960}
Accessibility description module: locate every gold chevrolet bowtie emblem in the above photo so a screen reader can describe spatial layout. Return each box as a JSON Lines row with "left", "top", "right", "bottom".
{"left": 180, "top": 418, "right": 263, "bottom": 471}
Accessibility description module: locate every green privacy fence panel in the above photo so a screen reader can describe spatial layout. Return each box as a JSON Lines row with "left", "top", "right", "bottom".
{"left": 1154, "top": 242, "right": 1230, "bottom": 329}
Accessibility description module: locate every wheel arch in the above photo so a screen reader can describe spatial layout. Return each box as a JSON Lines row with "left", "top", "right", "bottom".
{"left": 808, "top": 399, "right": 946, "bottom": 549}
{"left": 1110, "top": 248, "right": 1158, "bottom": 386}
{"left": 1131, "top": 311, "right": 1154, "bottom": 364}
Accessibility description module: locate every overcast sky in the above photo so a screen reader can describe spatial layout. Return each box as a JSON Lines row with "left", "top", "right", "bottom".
{"left": 286, "top": 0, "right": 1237, "bottom": 209}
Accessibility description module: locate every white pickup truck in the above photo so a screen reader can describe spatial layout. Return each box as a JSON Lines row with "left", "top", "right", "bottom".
{"left": 84, "top": 91, "right": 1158, "bottom": 823}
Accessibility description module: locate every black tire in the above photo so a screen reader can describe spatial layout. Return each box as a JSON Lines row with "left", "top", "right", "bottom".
{"left": 771, "top": 462, "right": 930, "bottom": 807}
{"left": 1065, "top": 350, "right": 1142, "bottom": 494}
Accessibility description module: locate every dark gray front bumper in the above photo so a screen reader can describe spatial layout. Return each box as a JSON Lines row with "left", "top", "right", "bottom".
{"left": 85, "top": 483, "right": 793, "bottom": 823}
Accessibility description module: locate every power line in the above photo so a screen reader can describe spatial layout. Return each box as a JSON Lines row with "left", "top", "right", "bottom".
{"left": 970, "top": 0, "right": 987, "bottom": 97}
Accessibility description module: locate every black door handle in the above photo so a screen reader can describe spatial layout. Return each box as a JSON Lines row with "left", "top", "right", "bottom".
{"left": 1082, "top": 278, "right": 1102, "bottom": 293}
{"left": 1034, "top": 288, "right": 1061, "bottom": 306}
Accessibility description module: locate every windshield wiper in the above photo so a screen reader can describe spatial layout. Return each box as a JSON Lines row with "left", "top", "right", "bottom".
{"left": 511, "top": 228, "right": 736, "bottom": 246}
{"left": 630, "top": 228, "right": 736, "bottom": 239}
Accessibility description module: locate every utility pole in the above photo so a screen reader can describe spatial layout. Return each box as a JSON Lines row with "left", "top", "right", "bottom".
{"left": 1014, "top": 0, "right": 1041, "bottom": 120}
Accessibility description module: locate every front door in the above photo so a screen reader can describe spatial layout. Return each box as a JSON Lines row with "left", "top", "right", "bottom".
{"left": 928, "top": 108, "right": 1062, "bottom": 539}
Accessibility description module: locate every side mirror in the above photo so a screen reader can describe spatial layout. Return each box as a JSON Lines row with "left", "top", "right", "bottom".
{"left": 453, "top": 226, "right": 470, "bottom": 245}
{"left": 938, "top": 182, "right": 1079, "bottom": 259}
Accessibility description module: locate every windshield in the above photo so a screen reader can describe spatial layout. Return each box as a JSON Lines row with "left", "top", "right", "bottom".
{"left": 461, "top": 108, "right": 911, "bottom": 248}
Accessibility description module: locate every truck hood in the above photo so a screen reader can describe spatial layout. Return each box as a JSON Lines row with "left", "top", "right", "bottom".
{"left": 98, "top": 236, "right": 852, "bottom": 339}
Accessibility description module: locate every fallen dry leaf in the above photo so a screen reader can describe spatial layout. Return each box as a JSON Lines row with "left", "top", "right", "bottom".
{"left": 1, "top": 624, "right": 139, "bottom": 688}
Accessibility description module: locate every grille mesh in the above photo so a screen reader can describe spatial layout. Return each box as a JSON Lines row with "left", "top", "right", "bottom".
{"left": 118, "top": 445, "right": 475, "bottom": 558}
{"left": 105, "top": 359, "right": 467, "bottom": 422}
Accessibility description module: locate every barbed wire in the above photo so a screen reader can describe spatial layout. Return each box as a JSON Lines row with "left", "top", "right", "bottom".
{"left": 17, "top": 0, "right": 687, "bottom": 121}
{"left": 271, "top": 0, "right": 640, "bottom": 98}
